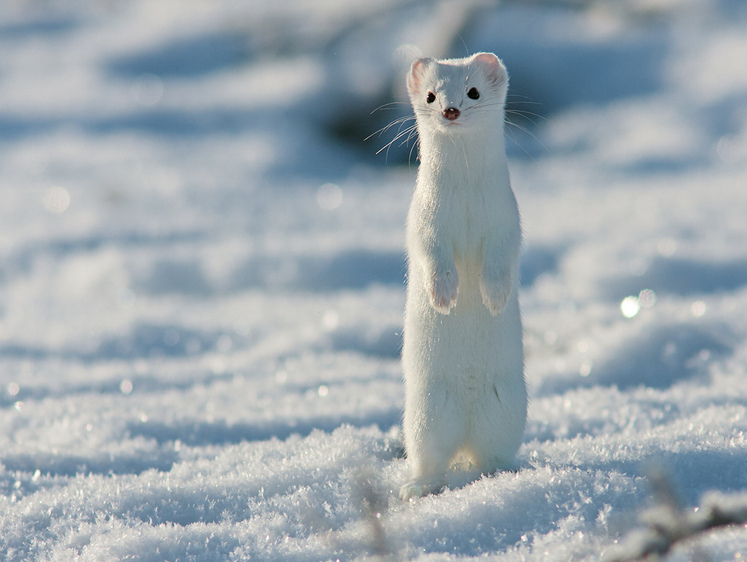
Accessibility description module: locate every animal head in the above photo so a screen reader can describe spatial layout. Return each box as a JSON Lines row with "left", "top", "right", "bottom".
{"left": 407, "top": 52, "right": 508, "bottom": 135}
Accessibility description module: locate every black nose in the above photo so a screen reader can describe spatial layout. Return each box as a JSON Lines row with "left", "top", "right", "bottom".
{"left": 442, "top": 107, "right": 460, "bottom": 121}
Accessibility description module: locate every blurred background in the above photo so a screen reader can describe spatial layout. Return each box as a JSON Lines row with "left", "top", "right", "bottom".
{"left": 3, "top": 0, "right": 738, "bottom": 178}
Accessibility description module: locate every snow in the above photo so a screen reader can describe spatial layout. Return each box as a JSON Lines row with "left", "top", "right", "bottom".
{"left": 1, "top": 0, "right": 747, "bottom": 560}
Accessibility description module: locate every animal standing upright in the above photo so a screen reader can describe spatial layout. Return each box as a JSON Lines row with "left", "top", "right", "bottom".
{"left": 400, "top": 52, "right": 527, "bottom": 501}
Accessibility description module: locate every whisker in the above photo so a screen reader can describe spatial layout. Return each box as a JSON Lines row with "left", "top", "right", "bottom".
{"left": 464, "top": 100, "right": 505, "bottom": 112}
{"left": 460, "top": 136, "right": 470, "bottom": 182}
{"left": 506, "top": 108, "right": 550, "bottom": 125}
{"left": 408, "top": 135, "right": 420, "bottom": 167}
{"left": 412, "top": 107, "right": 439, "bottom": 115}
{"left": 383, "top": 124, "right": 416, "bottom": 151}
{"left": 370, "top": 101, "right": 410, "bottom": 115}
{"left": 365, "top": 115, "right": 416, "bottom": 142}
{"left": 506, "top": 93, "right": 542, "bottom": 105}
{"left": 504, "top": 116, "right": 550, "bottom": 158}
{"left": 375, "top": 122, "right": 418, "bottom": 158}
{"left": 503, "top": 122, "right": 533, "bottom": 159}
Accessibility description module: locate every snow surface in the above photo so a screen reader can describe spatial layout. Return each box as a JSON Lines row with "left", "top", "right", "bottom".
{"left": 1, "top": 0, "right": 746, "bottom": 560}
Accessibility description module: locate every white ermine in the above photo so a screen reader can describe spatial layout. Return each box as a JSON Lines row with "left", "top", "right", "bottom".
{"left": 400, "top": 52, "right": 527, "bottom": 501}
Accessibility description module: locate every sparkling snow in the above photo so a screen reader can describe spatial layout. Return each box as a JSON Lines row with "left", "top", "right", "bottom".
{"left": 1, "top": 1, "right": 746, "bottom": 560}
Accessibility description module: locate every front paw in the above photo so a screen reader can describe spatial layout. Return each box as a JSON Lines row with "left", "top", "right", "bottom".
{"left": 429, "top": 270, "right": 458, "bottom": 314}
{"left": 480, "top": 275, "right": 511, "bottom": 316}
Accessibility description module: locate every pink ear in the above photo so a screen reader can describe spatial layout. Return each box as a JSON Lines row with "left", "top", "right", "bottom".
{"left": 472, "top": 52, "right": 506, "bottom": 86}
{"left": 407, "top": 57, "right": 433, "bottom": 92}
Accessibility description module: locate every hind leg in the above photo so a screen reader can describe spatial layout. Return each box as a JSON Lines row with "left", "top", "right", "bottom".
{"left": 467, "top": 396, "right": 526, "bottom": 476}
{"left": 470, "top": 449, "right": 519, "bottom": 476}
{"left": 399, "top": 443, "right": 452, "bottom": 501}
{"left": 400, "top": 390, "right": 465, "bottom": 501}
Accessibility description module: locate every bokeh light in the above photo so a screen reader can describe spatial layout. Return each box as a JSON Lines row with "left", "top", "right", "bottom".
{"left": 42, "top": 186, "right": 70, "bottom": 214}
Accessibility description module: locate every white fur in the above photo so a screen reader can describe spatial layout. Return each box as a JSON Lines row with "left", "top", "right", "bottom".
{"left": 400, "top": 53, "right": 527, "bottom": 501}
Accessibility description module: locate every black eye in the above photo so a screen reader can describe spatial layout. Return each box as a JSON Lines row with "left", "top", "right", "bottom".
{"left": 426, "top": 92, "right": 436, "bottom": 104}
{"left": 467, "top": 87, "right": 480, "bottom": 100}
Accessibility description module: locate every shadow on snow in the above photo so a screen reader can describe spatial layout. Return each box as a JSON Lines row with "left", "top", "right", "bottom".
{"left": 535, "top": 322, "right": 735, "bottom": 397}
{"left": 603, "top": 255, "right": 747, "bottom": 301}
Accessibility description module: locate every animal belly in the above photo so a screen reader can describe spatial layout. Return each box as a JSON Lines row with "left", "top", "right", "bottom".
{"left": 402, "top": 272, "right": 523, "bottom": 395}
